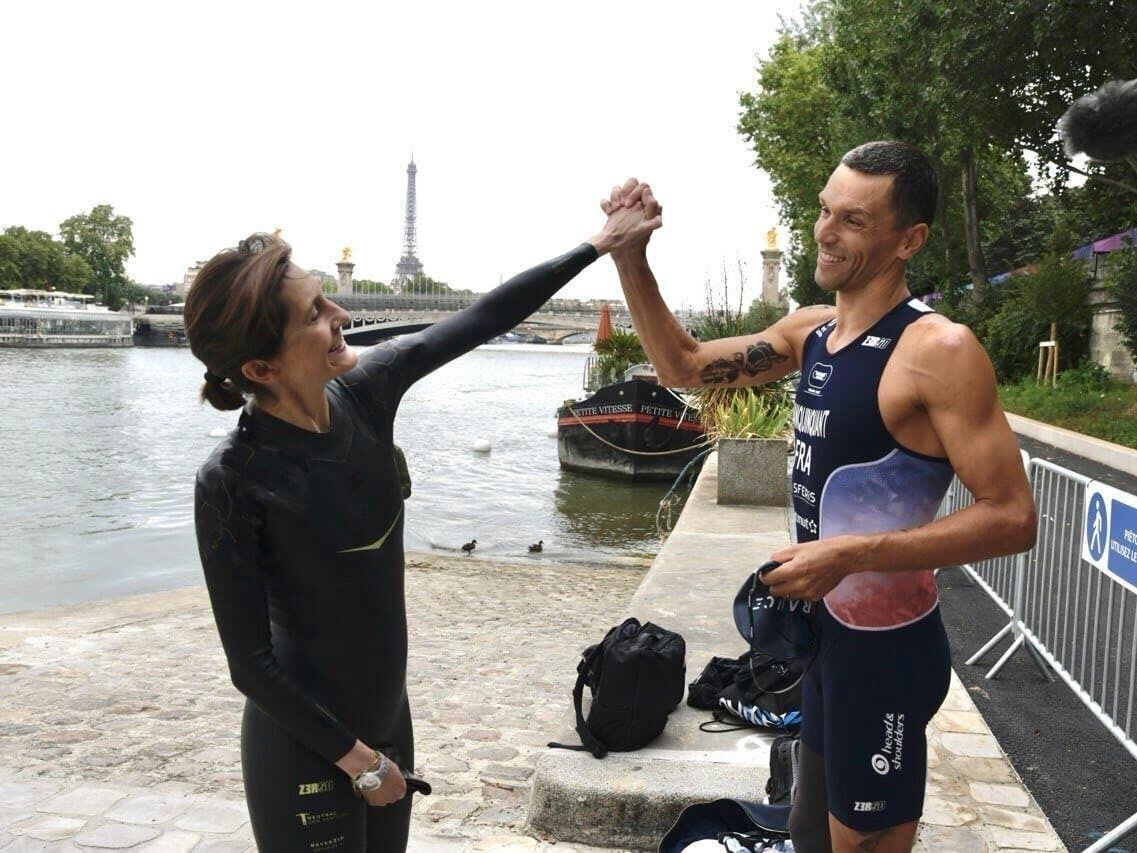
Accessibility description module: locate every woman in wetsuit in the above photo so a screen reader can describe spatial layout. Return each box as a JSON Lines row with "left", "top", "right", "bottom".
{"left": 185, "top": 210, "right": 655, "bottom": 853}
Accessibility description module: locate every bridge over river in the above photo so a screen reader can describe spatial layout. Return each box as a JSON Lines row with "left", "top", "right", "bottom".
{"left": 333, "top": 294, "right": 632, "bottom": 344}
{"left": 135, "top": 297, "right": 700, "bottom": 347}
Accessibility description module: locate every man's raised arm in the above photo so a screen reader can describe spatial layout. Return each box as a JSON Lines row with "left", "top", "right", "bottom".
{"left": 603, "top": 179, "right": 833, "bottom": 388}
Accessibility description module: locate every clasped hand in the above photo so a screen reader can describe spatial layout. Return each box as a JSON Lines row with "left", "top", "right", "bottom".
{"left": 592, "top": 177, "right": 662, "bottom": 257}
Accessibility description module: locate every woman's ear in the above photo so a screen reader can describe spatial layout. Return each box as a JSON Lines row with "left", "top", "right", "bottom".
{"left": 241, "top": 359, "right": 277, "bottom": 389}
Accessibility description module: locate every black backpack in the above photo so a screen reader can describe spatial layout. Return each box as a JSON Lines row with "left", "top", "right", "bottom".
{"left": 550, "top": 618, "right": 686, "bottom": 758}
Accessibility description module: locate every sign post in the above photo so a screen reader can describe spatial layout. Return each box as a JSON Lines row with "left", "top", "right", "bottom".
{"left": 1082, "top": 480, "right": 1137, "bottom": 595}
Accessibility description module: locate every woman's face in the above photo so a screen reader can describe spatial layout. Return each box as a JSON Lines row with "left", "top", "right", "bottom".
{"left": 273, "top": 265, "right": 357, "bottom": 387}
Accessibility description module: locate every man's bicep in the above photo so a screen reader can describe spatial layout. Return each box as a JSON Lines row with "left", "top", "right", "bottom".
{"left": 692, "top": 331, "right": 797, "bottom": 386}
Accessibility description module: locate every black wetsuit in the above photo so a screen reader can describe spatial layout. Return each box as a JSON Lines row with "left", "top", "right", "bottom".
{"left": 194, "top": 244, "right": 598, "bottom": 853}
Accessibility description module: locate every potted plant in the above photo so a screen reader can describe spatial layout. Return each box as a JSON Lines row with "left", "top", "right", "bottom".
{"left": 591, "top": 326, "right": 647, "bottom": 386}
{"left": 697, "top": 382, "right": 794, "bottom": 506}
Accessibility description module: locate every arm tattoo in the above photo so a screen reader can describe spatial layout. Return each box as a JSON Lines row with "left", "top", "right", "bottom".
{"left": 699, "top": 340, "right": 789, "bottom": 384}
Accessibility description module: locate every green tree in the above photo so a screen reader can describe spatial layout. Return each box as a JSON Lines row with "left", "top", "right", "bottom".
{"left": 745, "top": 297, "right": 788, "bottom": 332}
{"left": 0, "top": 226, "right": 91, "bottom": 291}
{"left": 738, "top": 32, "right": 846, "bottom": 307}
{"left": 942, "top": 258, "right": 1091, "bottom": 381}
{"left": 1106, "top": 244, "right": 1137, "bottom": 364}
{"left": 1045, "top": 178, "right": 1137, "bottom": 252}
{"left": 402, "top": 274, "right": 451, "bottom": 295}
{"left": 825, "top": 0, "right": 1137, "bottom": 297}
{"left": 0, "top": 234, "right": 17, "bottom": 288}
{"left": 353, "top": 278, "right": 393, "bottom": 295}
{"left": 1018, "top": 254, "right": 1093, "bottom": 331}
{"left": 59, "top": 205, "right": 135, "bottom": 310}
{"left": 145, "top": 287, "right": 174, "bottom": 307}
{"left": 741, "top": 0, "right": 1137, "bottom": 307}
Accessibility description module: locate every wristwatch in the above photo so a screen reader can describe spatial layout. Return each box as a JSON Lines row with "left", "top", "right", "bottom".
{"left": 351, "top": 753, "right": 390, "bottom": 792}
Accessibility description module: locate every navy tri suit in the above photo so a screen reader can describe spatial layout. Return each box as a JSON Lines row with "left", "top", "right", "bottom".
{"left": 791, "top": 297, "right": 954, "bottom": 831}
{"left": 194, "top": 244, "right": 598, "bottom": 852}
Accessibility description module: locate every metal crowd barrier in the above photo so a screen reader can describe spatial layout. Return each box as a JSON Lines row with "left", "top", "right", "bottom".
{"left": 940, "top": 454, "right": 1137, "bottom": 852}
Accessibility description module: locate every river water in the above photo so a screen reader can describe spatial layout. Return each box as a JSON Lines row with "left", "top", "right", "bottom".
{"left": 0, "top": 344, "right": 671, "bottom": 613}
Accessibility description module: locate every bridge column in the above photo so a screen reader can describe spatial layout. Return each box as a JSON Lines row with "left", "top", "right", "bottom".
{"left": 761, "top": 248, "right": 784, "bottom": 305}
{"left": 337, "top": 260, "right": 355, "bottom": 295}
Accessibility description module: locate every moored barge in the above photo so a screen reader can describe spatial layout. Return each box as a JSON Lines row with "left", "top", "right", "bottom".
{"left": 0, "top": 289, "right": 133, "bottom": 348}
{"left": 556, "top": 365, "right": 706, "bottom": 481}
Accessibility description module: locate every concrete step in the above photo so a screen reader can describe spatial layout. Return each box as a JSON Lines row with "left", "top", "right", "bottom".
{"left": 529, "top": 740, "right": 773, "bottom": 850}
{"left": 526, "top": 454, "right": 789, "bottom": 850}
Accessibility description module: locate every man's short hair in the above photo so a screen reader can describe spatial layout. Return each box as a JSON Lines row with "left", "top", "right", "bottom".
{"left": 841, "top": 141, "right": 938, "bottom": 229}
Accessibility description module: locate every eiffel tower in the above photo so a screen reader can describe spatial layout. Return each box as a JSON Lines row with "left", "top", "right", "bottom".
{"left": 392, "top": 157, "right": 424, "bottom": 289}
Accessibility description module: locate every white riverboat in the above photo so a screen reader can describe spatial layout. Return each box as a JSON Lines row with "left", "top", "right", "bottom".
{"left": 0, "top": 289, "right": 133, "bottom": 348}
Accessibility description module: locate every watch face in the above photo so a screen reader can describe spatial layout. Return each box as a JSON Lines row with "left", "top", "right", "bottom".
{"left": 358, "top": 773, "right": 381, "bottom": 791}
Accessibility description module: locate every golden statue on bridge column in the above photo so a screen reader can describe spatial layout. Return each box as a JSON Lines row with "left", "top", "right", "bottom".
{"left": 766, "top": 227, "right": 778, "bottom": 251}
{"left": 341, "top": 246, "right": 353, "bottom": 262}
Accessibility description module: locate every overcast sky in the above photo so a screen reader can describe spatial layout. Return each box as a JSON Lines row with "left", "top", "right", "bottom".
{"left": 4, "top": 1, "right": 806, "bottom": 310}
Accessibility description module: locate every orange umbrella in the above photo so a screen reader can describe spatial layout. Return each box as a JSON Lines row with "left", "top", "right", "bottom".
{"left": 596, "top": 303, "right": 613, "bottom": 343}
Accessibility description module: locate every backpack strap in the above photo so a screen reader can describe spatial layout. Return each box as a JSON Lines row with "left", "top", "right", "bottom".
{"left": 548, "top": 644, "right": 609, "bottom": 758}
{"left": 698, "top": 708, "right": 754, "bottom": 734}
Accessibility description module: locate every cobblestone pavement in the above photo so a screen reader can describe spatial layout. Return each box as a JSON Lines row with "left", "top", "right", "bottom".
{"left": 0, "top": 555, "right": 645, "bottom": 851}
{"left": 916, "top": 672, "right": 1066, "bottom": 851}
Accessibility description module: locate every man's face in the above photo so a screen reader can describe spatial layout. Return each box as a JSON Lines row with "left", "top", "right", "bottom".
{"left": 812, "top": 164, "right": 911, "bottom": 294}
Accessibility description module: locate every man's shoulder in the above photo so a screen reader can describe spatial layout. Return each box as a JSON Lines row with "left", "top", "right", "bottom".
{"left": 792, "top": 304, "right": 838, "bottom": 322}
{"left": 899, "top": 314, "right": 994, "bottom": 397}
{"left": 903, "top": 313, "right": 981, "bottom": 358}
{"left": 779, "top": 304, "right": 838, "bottom": 341}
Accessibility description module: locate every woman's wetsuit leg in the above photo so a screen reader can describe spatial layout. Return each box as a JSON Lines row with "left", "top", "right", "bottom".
{"left": 242, "top": 700, "right": 365, "bottom": 852}
{"left": 364, "top": 697, "right": 414, "bottom": 852}
{"left": 242, "top": 698, "right": 415, "bottom": 853}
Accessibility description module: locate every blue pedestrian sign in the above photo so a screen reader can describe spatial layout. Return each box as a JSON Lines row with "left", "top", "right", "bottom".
{"left": 1082, "top": 480, "right": 1137, "bottom": 595}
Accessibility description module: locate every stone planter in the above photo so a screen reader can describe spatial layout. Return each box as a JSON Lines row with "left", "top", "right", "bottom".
{"left": 716, "top": 437, "right": 790, "bottom": 506}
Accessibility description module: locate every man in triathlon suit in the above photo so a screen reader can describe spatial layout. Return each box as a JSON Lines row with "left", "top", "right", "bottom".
{"left": 599, "top": 142, "right": 1036, "bottom": 852}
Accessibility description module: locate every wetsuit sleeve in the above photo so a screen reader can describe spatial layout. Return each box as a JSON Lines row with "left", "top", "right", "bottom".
{"left": 349, "top": 243, "right": 598, "bottom": 401}
{"left": 194, "top": 462, "right": 358, "bottom": 764}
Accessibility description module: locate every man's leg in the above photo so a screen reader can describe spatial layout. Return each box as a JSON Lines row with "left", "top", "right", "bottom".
{"left": 788, "top": 742, "right": 833, "bottom": 853}
{"left": 829, "top": 814, "right": 918, "bottom": 852}
{"left": 815, "top": 607, "right": 952, "bottom": 853}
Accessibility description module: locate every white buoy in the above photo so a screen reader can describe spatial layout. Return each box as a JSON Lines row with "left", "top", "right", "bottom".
{"left": 209, "top": 428, "right": 227, "bottom": 438}
{"left": 472, "top": 439, "right": 492, "bottom": 454}
{"left": 547, "top": 428, "right": 559, "bottom": 438}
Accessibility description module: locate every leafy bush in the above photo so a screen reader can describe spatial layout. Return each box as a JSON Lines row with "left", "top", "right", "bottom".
{"left": 698, "top": 383, "right": 795, "bottom": 441}
{"left": 1058, "top": 359, "right": 1112, "bottom": 391}
{"left": 1016, "top": 254, "right": 1092, "bottom": 329}
{"left": 1106, "top": 244, "right": 1137, "bottom": 364}
{"left": 939, "top": 256, "right": 1091, "bottom": 382}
